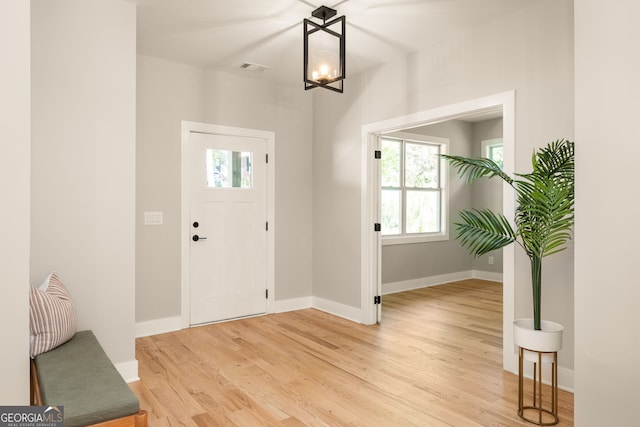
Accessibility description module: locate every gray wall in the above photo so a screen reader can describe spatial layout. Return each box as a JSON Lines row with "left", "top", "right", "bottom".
{"left": 136, "top": 56, "right": 314, "bottom": 323}
{"left": 381, "top": 118, "right": 504, "bottom": 285}
{"left": 136, "top": 56, "right": 205, "bottom": 323}
{"left": 381, "top": 120, "right": 475, "bottom": 284}
{"left": 312, "top": 0, "right": 574, "bottom": 370}
{"left": 471, "top": 118, "right": 503, "bottom": 273}
{"left": 382, "top": 118, "right": 502, "bottom": 283}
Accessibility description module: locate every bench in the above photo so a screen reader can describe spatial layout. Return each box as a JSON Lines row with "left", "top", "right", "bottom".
{"left": 30, "top": 330, "right": 147, "bottom": 427}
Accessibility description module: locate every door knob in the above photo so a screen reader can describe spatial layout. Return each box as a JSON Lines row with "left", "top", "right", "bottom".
{"left": 192, "top": 235, "right": 207, "bottom": 242}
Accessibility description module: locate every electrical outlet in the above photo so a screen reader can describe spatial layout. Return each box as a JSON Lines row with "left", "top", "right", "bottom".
{"left": 488, "top": 256, "right": 494, "bottom": 265}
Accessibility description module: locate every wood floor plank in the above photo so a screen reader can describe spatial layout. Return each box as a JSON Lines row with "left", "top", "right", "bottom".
{"left": 133, "top": 280, "right": 574, "bottom": 426}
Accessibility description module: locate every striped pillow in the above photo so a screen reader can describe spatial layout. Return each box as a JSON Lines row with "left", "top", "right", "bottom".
{"left": 29, "top": 272, "right": 77, "bottom": 358}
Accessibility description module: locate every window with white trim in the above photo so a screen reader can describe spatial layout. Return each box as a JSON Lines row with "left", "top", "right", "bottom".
{"left": 481, "top": 138, "right": 503, "bottom": 169}
{"left": 380, "top": 134, "right": 448, "bottom": 244}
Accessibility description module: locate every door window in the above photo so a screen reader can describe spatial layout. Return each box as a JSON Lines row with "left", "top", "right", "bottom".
{"left": 206, "top": 149, "right": 253, "bottom": 188}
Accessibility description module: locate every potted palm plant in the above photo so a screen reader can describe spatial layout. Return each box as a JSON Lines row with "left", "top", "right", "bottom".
{"left": 442, "top": 139, "right": 574, "bottom": 341}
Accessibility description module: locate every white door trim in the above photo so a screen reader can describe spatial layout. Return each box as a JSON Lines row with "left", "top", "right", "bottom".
{"left": 181, "top": 121, "right": 275, "bottom": 328}
{"left": 360, "top": 91, "right": 517, "bottom": 374}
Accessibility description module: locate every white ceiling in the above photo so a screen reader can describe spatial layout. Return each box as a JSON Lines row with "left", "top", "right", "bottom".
{"left": 133, "top": 0, "right": 536, "bottom": 87}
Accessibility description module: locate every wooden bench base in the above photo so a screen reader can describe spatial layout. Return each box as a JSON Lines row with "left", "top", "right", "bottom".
{"left": 30, "top": 359, "right": 41, "bottom": 406}
{"left": 84, "top": 410, "right": 147, "bottom": 427}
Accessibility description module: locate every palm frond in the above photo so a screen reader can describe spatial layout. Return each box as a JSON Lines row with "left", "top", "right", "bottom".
{"left": 454, "top": 209, "right": 516, "bottom": 257}
{"left": 440, "top": 154, "right": 513, "bottom": 185}
{"left": 515, "top": 171, "right": 574, "bottom": 258}
{"left": 532, "top": 139, "right": 574, "bottom": 179}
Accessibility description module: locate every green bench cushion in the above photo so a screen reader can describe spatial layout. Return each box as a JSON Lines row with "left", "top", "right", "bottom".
{"left": 35, "top": 330, "right": 139, "bottom": 427}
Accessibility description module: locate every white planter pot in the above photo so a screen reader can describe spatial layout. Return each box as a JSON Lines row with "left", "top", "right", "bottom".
{"left": 514, "top": 319, "right": 563, "bottom": 363}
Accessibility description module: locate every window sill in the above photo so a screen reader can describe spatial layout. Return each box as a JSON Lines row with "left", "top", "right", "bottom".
{"left": 382, "top": 233, "right": 449, "bottom": 246}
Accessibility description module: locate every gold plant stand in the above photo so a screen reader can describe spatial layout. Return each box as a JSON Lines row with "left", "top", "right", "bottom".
{"left": 518, "top": 346, "right": 559, "bottom": 426}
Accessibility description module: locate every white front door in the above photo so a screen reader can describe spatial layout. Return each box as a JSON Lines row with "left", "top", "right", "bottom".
{"left": 188, "top": 131, "right": 268, "bottom": 325}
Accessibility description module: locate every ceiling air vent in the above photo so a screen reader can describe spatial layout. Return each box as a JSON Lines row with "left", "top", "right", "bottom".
{"left": 240, "top": 62, "right": 270, "bottom": 72}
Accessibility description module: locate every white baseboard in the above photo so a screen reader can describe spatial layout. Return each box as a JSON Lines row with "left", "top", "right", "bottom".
{"left": 383, "top": 270, "right": 503, "bottom": 295}
{"left": 509, "top": 362, "right": 574, "bottom": 393}
{"left": 274, "top": 296, "right": 313, "bottom": 313}
{"left": 115, "top": 359, "right": 139, "bottom": 383}
{"left": 558, "top": 366, "right": 574, "bottom": 392}
{"left": 275, "top": 296, "right": 361, "bottom": 324}
{"left": 471, "top": 270, "right": 503, "bottom": 282}
{"left": 311, "top": 296, "right": 361, "bottom": 323}
{"left": 135, "top": 315, "right": 182, "bottom": 338}
{"left": 383, "top": 271, "right": 473, "bottom": 295}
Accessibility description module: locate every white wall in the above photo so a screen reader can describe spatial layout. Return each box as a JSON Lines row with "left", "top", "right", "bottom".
{"left": 574, "top": 0, "right": 640, "bottom": 424}
{"left": 136, "top": 57, "right": 314, "bottom": 325}
{"left": 30, "top": 0, "right": 137, "bottom": 376}
{"left": 0, "top": 0, "right": 30, "bottom": 404}
{"left": 313, "top": 0, "right": 575, "bottom": 370}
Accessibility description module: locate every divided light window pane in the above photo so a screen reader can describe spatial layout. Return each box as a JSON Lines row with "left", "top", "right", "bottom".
{"left": 406, "top": 190, "right": 439, "bottom": 233}
{"left": 488, "top": 145, "right": 504, "bottom": 169}
{"left": 381, "top": 189, "right": 401, "bottom": 235}
{"left": 381, "top": 139, "right": 401, "bottom": 187}
{"left": 206, "top": 149, "right": 253, "bottom": 188}
{"left": 405, "top": 143, "right": 439, "bottom": 188}
{"left": 381, "top": 137, "right": 402, "bottom": 235}
{"left": 482, "top": 138, "right": 504, "bottom": 170}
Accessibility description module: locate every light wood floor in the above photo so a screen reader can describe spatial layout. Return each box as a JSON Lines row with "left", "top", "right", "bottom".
{"left": 131, "top": 280, "right": 574, "bottom": 426}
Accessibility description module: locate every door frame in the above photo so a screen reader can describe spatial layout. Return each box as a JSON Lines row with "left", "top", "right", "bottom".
{"left": 360, "top": 91, "right": 517, "bottom": 373}
{"left": 181, "top": 121, "right": 275, "bottom": 328}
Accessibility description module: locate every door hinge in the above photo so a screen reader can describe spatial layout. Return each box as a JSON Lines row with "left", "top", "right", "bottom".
{"left": 374, "top": 150, "right": 382, "bottom": 159}
{"left": 266, "top": 153, "right": 269, "bottom": 163}
{"left": 266, "top": 289, "right": 269, "bottom": 299}
{"left": 374, "top": 295, "right": 381, "bottom": 305}
{"left": 374, "top": 223, "right": 381, "bottom": 232}
{"left": 266, "top": 221, "right": 269, "bottom": 231}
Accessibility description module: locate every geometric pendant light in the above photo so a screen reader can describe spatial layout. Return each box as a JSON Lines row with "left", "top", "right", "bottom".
{"left": 303, "top": 6, "right": 346, "bottom": 93}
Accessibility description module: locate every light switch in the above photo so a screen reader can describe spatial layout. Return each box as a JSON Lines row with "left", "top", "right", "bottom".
{"left": 144, "top": 211, "right": 163, "bottom": 225}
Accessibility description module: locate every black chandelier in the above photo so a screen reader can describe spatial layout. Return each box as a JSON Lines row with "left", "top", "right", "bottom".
{"left": 303, "top": 6, "right": 346, "bottom": 93}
